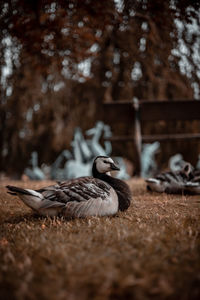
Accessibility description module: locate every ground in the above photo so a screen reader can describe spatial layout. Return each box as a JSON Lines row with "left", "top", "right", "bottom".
{"left": 0, "top": 179, "right": 200, "bottom": 300}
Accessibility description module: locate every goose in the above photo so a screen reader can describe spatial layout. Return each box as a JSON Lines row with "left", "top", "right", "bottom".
{"left": 24, "top": 151, "right": 45, "bottom": 180}
{"left": 64, "top": 127, "right": 92, "bottom": 179}
{"left": 141, "top": 141, "right": 160, "bottom": 178}
{"left": 168, "top": 153, "right": 186, "bottom": 172}
{"left": 145, "top": 162, "right": 194, "bottom": 194}
{"left": 86, "top": 121, "right": 112, "bottom": 157}
{"left": 6, "top": 156, "right": 132, "bottom": 218}
{"left": 51, "top": 150, "right": 72, "bottom": 180}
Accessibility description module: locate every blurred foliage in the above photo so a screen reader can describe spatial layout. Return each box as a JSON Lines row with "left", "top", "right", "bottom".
{"left": 0, "top": 0, "right": 200, "bottom": 175}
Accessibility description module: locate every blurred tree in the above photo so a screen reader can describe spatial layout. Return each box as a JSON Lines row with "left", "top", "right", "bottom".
{"left": 0, "top": 0, "right": 200, "bottom": 175}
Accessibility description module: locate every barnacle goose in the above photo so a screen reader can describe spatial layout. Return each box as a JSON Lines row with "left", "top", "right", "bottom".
{"left": 6, "top": 156, "right": 132, "bottom": 218}
{"left": 146, "top": 162, "right": 194, "bottom": 194}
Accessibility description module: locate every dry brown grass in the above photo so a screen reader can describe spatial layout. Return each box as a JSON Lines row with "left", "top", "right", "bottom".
{"left": 0, "top": 179, "right": 200, "bottom": 300}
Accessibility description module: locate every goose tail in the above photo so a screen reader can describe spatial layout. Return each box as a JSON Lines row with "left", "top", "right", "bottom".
{"left": 6, "top": 185, "right": 43, "bottom": 210}
{"left": 6, "top": 185, "right": 35, "bottom": 196}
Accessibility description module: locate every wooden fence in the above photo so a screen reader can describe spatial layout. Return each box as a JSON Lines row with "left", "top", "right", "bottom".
{"left": 103, "top": 100, "right": 200, "bottom": 175}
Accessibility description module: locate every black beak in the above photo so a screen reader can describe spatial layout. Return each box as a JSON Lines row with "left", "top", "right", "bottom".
{"left": 110, "top": 162, "right": 120, "bottom": 171}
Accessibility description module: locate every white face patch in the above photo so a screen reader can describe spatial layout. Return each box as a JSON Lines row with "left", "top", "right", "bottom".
{"left": 95, "top": 157, "right": 114, "bottom": 174}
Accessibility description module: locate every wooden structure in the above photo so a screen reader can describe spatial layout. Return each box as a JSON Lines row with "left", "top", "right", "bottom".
{"left": 103, "top": 100, "right": 200, "bottom": 175}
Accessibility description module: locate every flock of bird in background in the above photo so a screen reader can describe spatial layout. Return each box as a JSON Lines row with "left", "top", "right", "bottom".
{"left": 24, "top": 121, "right": 200, "bottom": 195}
{"left": 24, "top": 121, "right": 130, "bottom": 181}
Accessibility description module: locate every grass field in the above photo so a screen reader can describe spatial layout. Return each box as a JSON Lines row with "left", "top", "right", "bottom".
{"left": 0, "top": 179, "right": 200, "bottom": 300}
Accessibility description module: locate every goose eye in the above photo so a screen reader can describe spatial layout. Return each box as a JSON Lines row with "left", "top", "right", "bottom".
{"left": 103, "top": 160, "right": 108, "bottom": 164}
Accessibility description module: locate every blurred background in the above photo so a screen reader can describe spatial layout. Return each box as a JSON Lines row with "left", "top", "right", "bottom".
{"left": 0, "top": 0, "right": 200, "bottom": 178}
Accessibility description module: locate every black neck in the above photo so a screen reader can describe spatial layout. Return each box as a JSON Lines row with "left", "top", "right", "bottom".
{"left": 92, "top": 164, "right": 131, "bottom": 211}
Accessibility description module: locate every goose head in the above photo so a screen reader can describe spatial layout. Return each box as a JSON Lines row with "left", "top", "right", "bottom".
{"left": 92, "top": 156, "right": 120, "bottom": 177}
{"left": 180, "top": 162, "right": 194, "bottom": 180}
